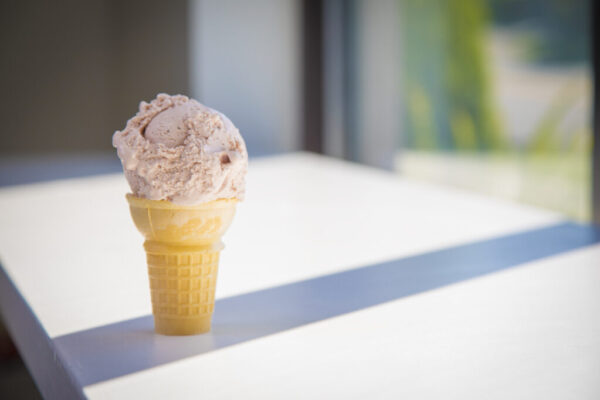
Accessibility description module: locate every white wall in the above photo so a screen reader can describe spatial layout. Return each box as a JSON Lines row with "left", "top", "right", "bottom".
{"left": 189, "top": 0, "right": 301, "bottom": 156}
{"left": 322, "top": 0, "right": 403, "bottom": 168}
{"left": 355, "top": 0, "right": 403, "bottom": 169}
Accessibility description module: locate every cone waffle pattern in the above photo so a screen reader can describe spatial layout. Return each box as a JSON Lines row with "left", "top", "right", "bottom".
{"left": 146, "top": 248, "right": 220, "bottom": 319}
{"left": 127, "top": 195, "right": 237, "bottom": 335}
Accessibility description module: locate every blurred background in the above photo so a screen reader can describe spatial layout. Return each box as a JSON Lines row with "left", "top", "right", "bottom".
{"left": 0, "top": 0, "right": 593, "bottom": 397}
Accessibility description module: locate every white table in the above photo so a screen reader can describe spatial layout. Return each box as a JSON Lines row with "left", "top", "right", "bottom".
{"left": 1, "top": 153, "right": 599, "bottom": 399}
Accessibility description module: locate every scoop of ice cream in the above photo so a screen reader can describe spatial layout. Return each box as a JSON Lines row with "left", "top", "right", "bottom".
{"left": 112, "top": 94, "right": 248, "bottom": 205}
{"left": 144, "top": 103, "right": 196, "bottom": 147}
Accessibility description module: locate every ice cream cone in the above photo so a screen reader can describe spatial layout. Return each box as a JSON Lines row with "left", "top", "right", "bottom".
{"left": 127, "top": 194, "right": 237, "bottom": 335}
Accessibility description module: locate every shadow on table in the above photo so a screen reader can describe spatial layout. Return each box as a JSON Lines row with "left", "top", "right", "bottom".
{"left": 53, "top": 222, "right": 600, "bottom": 387}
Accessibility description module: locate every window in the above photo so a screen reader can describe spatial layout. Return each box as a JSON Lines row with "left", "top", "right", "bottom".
{"left": 321, "top": 0, "right": 592, "bottom": 220}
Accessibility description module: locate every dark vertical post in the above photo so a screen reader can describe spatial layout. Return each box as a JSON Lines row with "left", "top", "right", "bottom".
{"left": 302, "top": 0, "right": 324, "bottom": 153}
{"left": 593, "top": 0, "right": 600, "bottom": 223}
{"left": 342, "top": 0, "right": 359, "bottom": 162}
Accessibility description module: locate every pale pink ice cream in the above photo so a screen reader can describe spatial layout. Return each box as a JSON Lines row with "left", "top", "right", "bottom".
{"left": 112, "top": 94, "right": 247, "bottom": 205}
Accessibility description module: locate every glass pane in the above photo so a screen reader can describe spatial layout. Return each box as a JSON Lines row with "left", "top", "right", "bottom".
{"left": 337, "top": 0, "right": 592, "bottom": 221}
{"left": 395, "top": 0, "right": 591, "bottom": 220}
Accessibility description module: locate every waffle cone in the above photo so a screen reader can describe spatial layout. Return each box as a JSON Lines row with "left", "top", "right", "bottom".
{"left": 127, "top": 194, "right": 237, "bottom": 335}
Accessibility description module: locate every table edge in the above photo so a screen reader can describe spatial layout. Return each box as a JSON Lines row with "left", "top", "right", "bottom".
{"left": 0, "top": 263, "right": 85, "bottom": 400}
